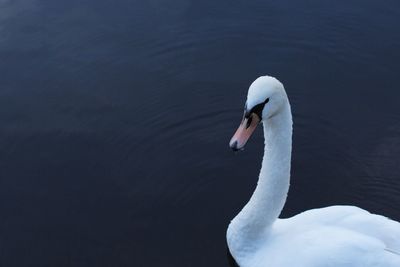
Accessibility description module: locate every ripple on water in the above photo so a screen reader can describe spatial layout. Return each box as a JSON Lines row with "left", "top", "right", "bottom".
{"left": 355, "top": 125, "right": 400, "bottom": 216}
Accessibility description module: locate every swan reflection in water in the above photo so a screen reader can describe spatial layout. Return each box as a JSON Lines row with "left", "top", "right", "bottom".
{"left": 227, "top": 248, "right": 239, "bottom": 267}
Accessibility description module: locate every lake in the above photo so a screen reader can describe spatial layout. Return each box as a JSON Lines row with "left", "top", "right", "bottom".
{"left": 0, "top": 0, "right": 399, "bottom": 266}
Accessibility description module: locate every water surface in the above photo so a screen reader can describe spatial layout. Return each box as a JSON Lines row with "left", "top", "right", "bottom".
{"left": 1, "top": 0, "right": 400, "bottom": 266}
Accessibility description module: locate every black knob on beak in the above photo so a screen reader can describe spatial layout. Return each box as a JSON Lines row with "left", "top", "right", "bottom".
{"left": 230, "top": 140, "right": 240, "bottom": 152}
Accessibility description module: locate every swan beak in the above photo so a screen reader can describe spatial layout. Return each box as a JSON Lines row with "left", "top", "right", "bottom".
{"left": 229, "top": 113, "right": 260, "bottom": 151}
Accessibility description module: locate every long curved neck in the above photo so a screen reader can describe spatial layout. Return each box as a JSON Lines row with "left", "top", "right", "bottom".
{"left": 228, "top": 101, "right": 292, "bottom": 254}
{"left": 257, "top": 102, "right": 292, "bottom": 226}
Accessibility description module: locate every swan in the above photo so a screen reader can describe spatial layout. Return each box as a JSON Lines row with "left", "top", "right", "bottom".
{"left": 227, "top": 76, "right": 400, "bottom": 267}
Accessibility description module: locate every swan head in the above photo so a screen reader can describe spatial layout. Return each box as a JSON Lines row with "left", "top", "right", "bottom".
{"left": 229, "top": 76, "right": 287, "bottom": 151}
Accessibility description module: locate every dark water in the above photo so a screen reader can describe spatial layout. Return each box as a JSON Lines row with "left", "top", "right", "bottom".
{"left": 1, "top": 0, "right": 400, "bottom": 266}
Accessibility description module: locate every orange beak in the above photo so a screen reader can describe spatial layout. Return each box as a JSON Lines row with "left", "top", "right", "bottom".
{"left": 229, "top": 113, "right": 260, "bottom": 151}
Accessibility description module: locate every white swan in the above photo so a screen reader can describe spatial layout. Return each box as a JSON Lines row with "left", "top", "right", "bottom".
{"left": 227, "top": 76, "right": 400, "bottom": 267}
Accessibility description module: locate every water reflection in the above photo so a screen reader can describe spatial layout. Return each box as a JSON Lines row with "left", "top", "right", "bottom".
{"left": 227, "top": 248, "right": 239, "bottom": 267}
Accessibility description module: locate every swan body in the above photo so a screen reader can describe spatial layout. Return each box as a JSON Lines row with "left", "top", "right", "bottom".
{"left": 227, "top": 76, "right": 400, "bottom": 267}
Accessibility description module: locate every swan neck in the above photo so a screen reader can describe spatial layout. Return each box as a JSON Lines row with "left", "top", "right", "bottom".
{"left": 228, "top": 102, "right": 292, "bottom": 245}
{"left": 258, "top": 104, "right": 292, "bottom": 225}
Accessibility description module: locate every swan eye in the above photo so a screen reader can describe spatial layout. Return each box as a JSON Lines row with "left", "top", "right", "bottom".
{"left": 244, "top": 103, "right": 251, "bottom": 118}
{"left": 246, "top": 115, "right": 253, "bottom": 129}
{"left": 248, "top": 98, "right": 269, "bottom": 120}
